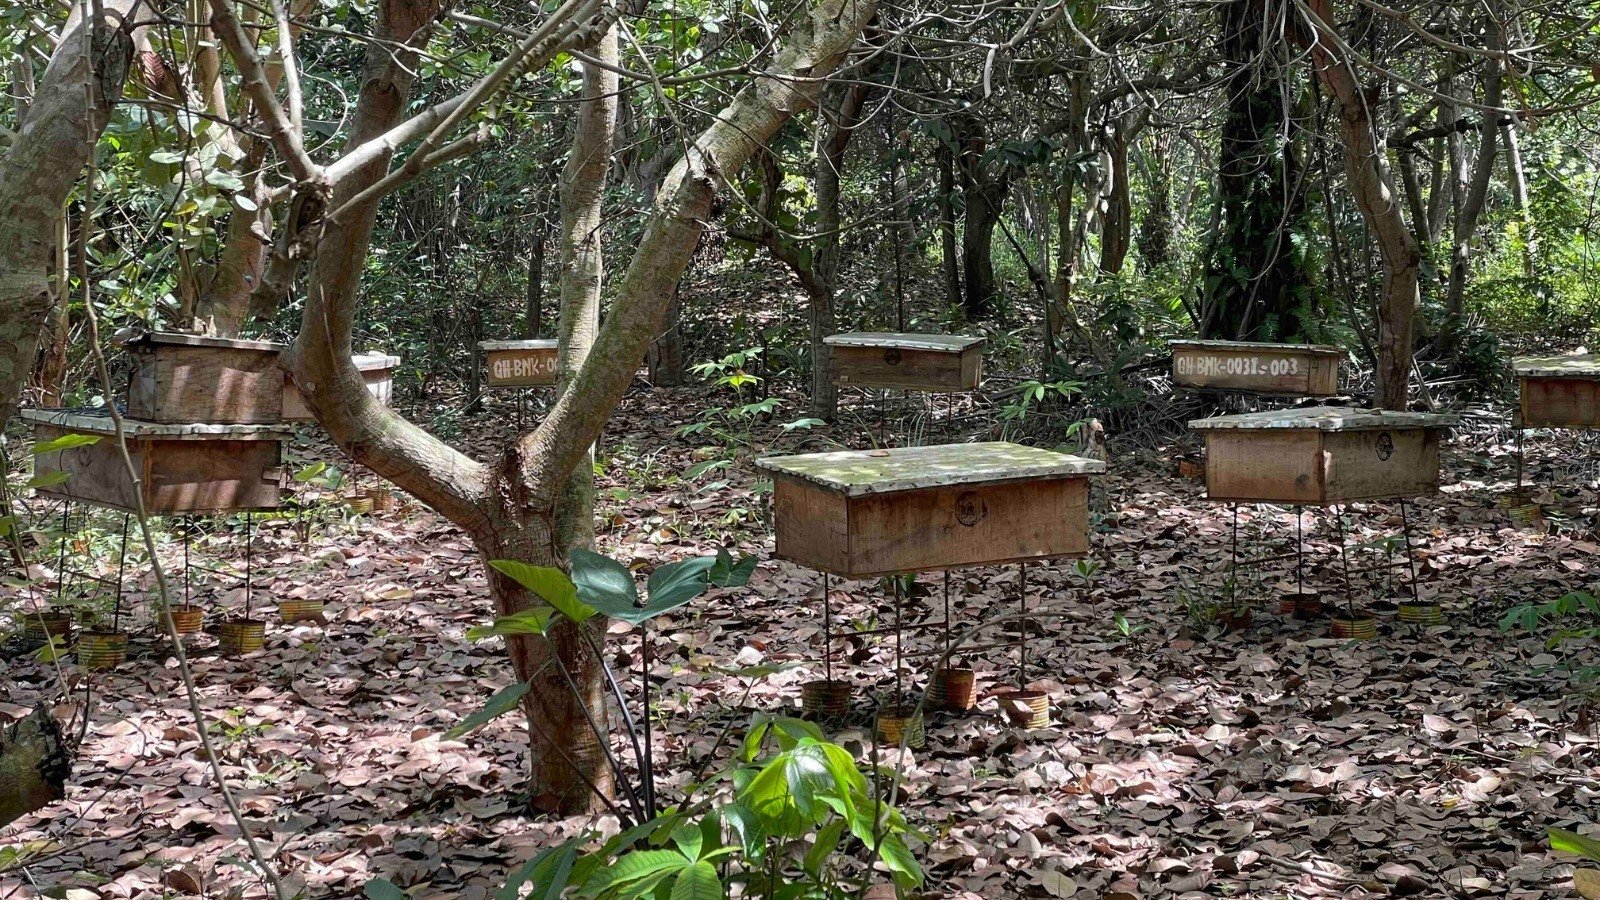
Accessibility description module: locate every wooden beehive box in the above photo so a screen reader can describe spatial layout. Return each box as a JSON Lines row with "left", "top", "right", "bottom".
{"left": 126, "top": 332, "right": 288, "bottom": 424}
{"left": 480, "top": 339, "right": 560, "bottom": 388}
{"left": 22, "top": 409, "right": 290, "bottom": 513}
{"left": 1514, "top": 353, "right": 1600, "bottom": 428}
{"left": 283, "top": 353, "right": 402, "bottom": 422}
{"left": 757, "top": 442, "right": 1105, "bottom": 577}
{"left": 824, "top": 333, "right": 985, "bottom": 393}
{"left": 1169, "top": 340, "right": 1343, "bottom": 396}
{"left": 1189, "top": 407, "right": 1455, "bottom": 504}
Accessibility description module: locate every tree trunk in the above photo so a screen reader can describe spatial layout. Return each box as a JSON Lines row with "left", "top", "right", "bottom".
{"left": 808, "top": 82, "right": 867, "bottom": 418}
{"left": 1445, "top": 46, "right": 1502, "bottom": 321}
{"left": 1098, "top": 117, "right": 1133, "bottom": 276}
{"left": 1503, "top": 116, "right": 1534, "bottom": 280}
{"left": 935, "top": 141, "right": 961, "bottom": 310}
{"left": 0, "top": 0, "right": 140, "bottom": 425}
{"left": 526, "top": 228, "right": 546, "bottom": 338}
{"left": 529, "top": 23, "right": 619, "bottom": 812}
{"left": 1136, "top": 137, "right": 1172, "bottom": 270}
{"left": 645, "top": 291, "right": 683, "bottom": 386}
{"left": 284, "top": 0, "right": 877, "bottom": 815}
{"left": 955, "top": 116, "right": 1011, "bottom": 321}
{"left": 1200, "top": 0, "right": 1305, "bottom": 340}
{"left": 1304, "top": 0, "right": 1419, "bottom": 409}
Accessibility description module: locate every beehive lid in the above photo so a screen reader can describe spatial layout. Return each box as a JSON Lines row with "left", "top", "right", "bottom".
{"left": 479, "top": 339, "right": 558, "bottom": 351}
{"left": 20, "top": 408, "right": 292, "bottom": 441}
{"left": 1169, "top": 339, "right": 1343, "bottom": 357}
{"left": 128, "top": 331, "right": 286, "bottom": 352}
{"left": 1188, "top": 406, "right": 1456, "bottom": 432}
{"left": 1513, "top": 352, "right": 1600, "bottom": 377}
{"left": 353, "top": 352, "right": 402, "bottom": 371}
{"left": 823, "top": 332, "right": 985, "bottom": 352}
{"left": 757, "top": 442, "right": 1105, "bottom": 497}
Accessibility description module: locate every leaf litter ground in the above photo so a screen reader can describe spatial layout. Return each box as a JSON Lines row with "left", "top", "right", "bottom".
{"left": 3, "top": 388, "right": 1598, "bottom": 899}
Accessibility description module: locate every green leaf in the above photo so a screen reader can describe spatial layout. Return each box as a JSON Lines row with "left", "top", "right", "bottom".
{"left": 365, "top": 879, "right": 406, "bottom": 900}
{"left": 670, "top": 822, "right": 703, "bottom": 860}
{"left": 669, "top": 861, "right": 722, "bottom": 900}
{"left": 570, "top": 548, "right": 638, "bottom": 617}
{"left": 444, "top": 681, "right": 529, "bottom": 739}
{"left": 801, "top": 819, "right": 845, "bottom": 878}
{"left": 294, "top": 462, "right": 328, "bottom": 482}
{"left": 582, "top": 850, "right": 689, "bottom": 893}
{"left": 490, "top": 559, "right": 594, "bottom": 624}
{"left": 1551, "top": 827, "right": 1600, "bottom": 862}
{"left": 644, "top": 557, "right": 717, "bottom": 615}
{"left": 708, "top": 549, "right": 757, "bottom": 588}
{"left": 31, "top": 433, "right": 101, "bottom": 455}
{"left": 467, "top": 607, "right": 557, "bottom": 640}
{"left": 25, "top": 471, "right": 70, "bottom": 489}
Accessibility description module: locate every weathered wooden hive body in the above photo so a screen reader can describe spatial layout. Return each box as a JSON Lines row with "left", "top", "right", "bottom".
{"left": 127, "top": 332, "right": 287, "bottom": 424}
{"left": 824, "top": 333, "right": 985, "bottom": 393}
{"left": 23, "top": 408, "right": 290, "bottom": 514}
{"left": 758, "top": 442, "right": 1105, "bottom": 577}
{"left": 1169, "top": 340, "right": 1343, "bottom": 396}
{"left": 480, "top": 339, "right": 560, "bottom": 387}
{"left": 1188, "top": 407, "right": 1455, "bottom": 504}
{"left": 1514, "top": 353, "right": 1600, "bottom": 428}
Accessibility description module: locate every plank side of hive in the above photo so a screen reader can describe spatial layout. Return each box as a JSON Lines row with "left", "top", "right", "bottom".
{"left": 1515, "top": 353, "right": 1600, "bottom": 428}
{"left": 1191, "top": 407, "right": 1452, "bottom": 504}
{"left": 24, "top": 410, "right": 289, "bottom": 514}
{"left": 761, "top": 442, "right": 1101, "bottom": 577}
{"left": 825, "top": 333, "right": 985, "bottom": 393}
{"left": 126, "top": 332, "right": 287, "bottom": 424}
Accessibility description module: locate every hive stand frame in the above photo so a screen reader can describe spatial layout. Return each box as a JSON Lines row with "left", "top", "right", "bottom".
{"left": 1221, "top": 500, "right": 1427, "bottom": 625}
{"left": 1508, "top": 353, "right": 1600, "bottom": 523}
{"left": 816, "top": 561, "right": 1047, "bottom": 714}
{"left": 41, "top": 497, "right": 266, "bottom": 639}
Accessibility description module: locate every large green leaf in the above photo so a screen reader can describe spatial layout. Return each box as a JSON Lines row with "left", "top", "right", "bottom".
{"left": 31, "top": 433, "right": 101, "bottom": 455}
{"left": 490, "top": 559, "right": 595, "bottom": 624}
{"left": 494, "top": 840, "right": 579, "bottom": 900}
{"left": 580, "top": 850, "right": 689, "bottom": 895}
{"left": 1551, "top": 827, "right": 1600, "bottom": 862}
{"left": 669, "top": 861, "right": 722, "bottom": 900}
{"left": 467, "top": 607, "right": 558, "bottom": 640}
{"left": 643, "top": 557, "right": 717, "bottom": 613}
{"left": 445, "top": 681, "right": 530, "bottom": 739}
{"left": 571, "top": 548, "right": 639, "bottom": 617}
{"left": 708, "top": 548, "right": 758, "bottom": 588}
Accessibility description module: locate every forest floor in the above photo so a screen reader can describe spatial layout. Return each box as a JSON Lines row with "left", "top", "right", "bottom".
{"left": 3, "top": 384, "right": 1600, "bottom": 900}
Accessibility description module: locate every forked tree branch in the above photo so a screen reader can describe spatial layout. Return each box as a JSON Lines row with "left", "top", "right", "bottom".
{"left": 206, "top": 0, "right": 320, "bottom": 182}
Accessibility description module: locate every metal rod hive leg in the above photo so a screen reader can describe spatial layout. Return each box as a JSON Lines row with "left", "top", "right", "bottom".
{"left": 1017, "top": 563, "right": 1028, "bottom": 685}
{"left": 113, "top": 512, "right": 130, "bottom": 632}
{"left": 822, "top": 570, "right": 833, "bottom": 683}
{"left": 1332, "top": 505, "right": 1355, "bottom": 617}
{"left": 1399, "top": 499, "right": 1422, "bottom": 605}
{"left": 1295, "top": 505, "right": 1304, "bottom": 597}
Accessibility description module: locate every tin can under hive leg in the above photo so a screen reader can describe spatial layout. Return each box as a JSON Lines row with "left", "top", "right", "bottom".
{"left": 874, "top": 705, "right": 925, "bottom": 749}
{"left": 77, "top": 630, "right": 128, "bottom": 670}
{"left": 929, "top": 666, "right": 977, "bottom": 711}
{"left": 801, "top": 679, "right": 853, "bottom": 719}
{"left": 219, "top": 619, "right": 266, "bottom": 655}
